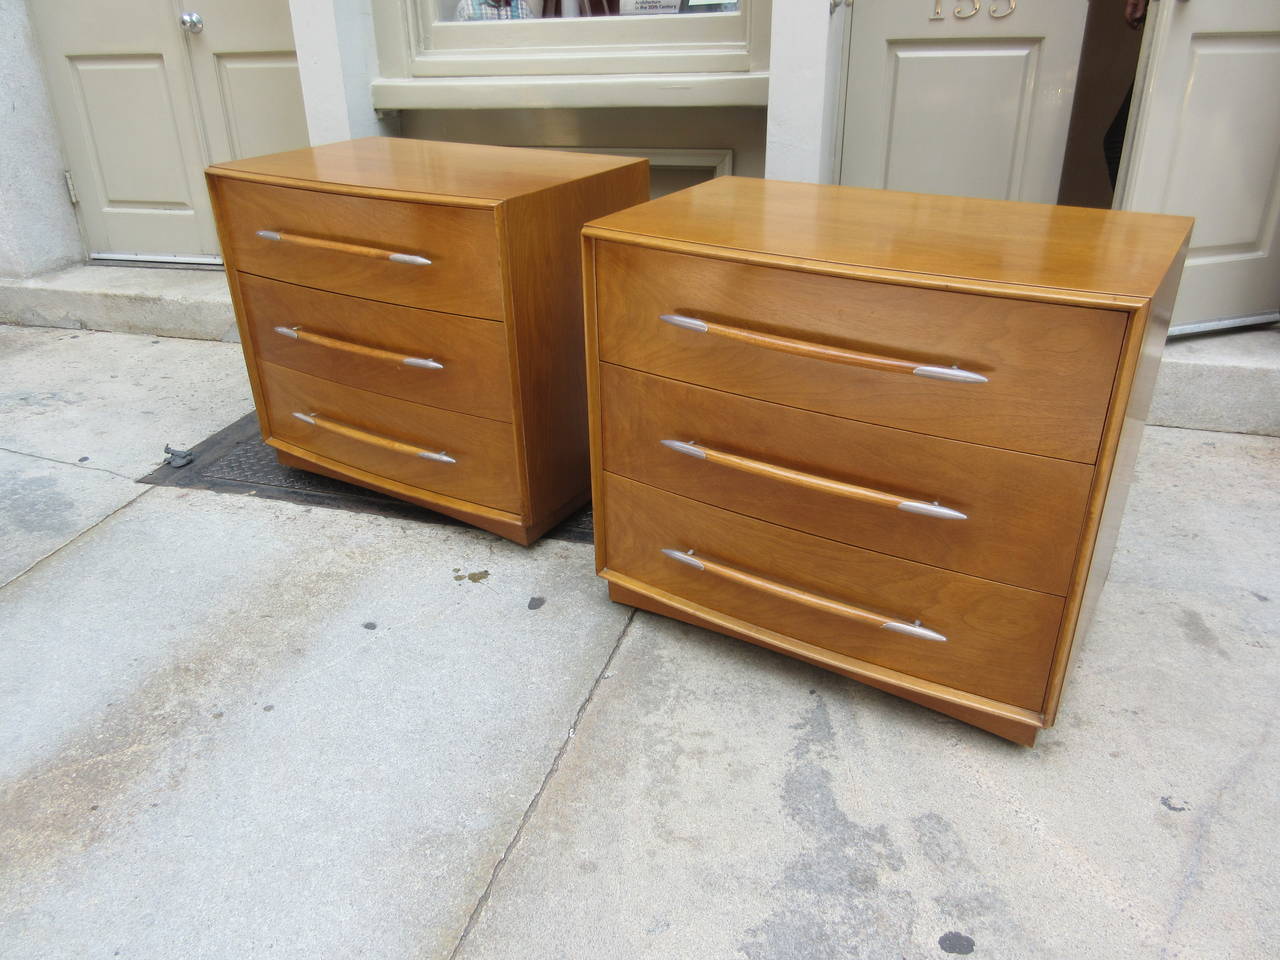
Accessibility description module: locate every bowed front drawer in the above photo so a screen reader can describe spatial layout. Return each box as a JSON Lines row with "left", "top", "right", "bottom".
{"left": 584, "top": 176, "right": 1192, "bottom": 746}
{"left": 209, "top": 138, "right": 648, "bottom": 544}
{"left": 599, "top": 363, "right": 1093, "bottom": 596}
{"left": 595, "top": 241, "right": 1127, "bottom": 463}
{"left": 604, "top": 474, "right": 1064, "bottom": 711}
{"left": 215, "top": 177, "right": 503, "bottom": 319}
{"left": 239, "top": 274, "right": 512, "bottom": 421}
{"left": 260, "top": 362, "right": 522, "bottom": 513}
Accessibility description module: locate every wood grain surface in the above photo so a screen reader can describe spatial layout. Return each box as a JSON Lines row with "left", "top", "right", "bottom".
{"left": 600, "top": 363, "right": 1093, "bottom": 595}
{"left": 497, "top": 164, "right": 650, "bottom": 526}
{"left": 603, "top": 473, "right": 1064, "bottom": 711}
{"left": 583, "top": 177, "right": 1190, "bottom": 741}
{"left": 211, "top": 137, "right": 648, "bottom": 205}
{"left": 595, "top": 241, "right": 1127, "bottom": 462}
{"left": 260, "top": 361, "right": 522, "bottom": 513}
{"left": 1043, "top": 238, "right": 1191, "bottom": 724}
{"left": 209, "top": 138, "right": 649, "bottom": 544}
{"left": 605, "top": 577, "right": 1042, "bottom": 746}
{"left": 241, "top": 274, "right": 513, "bottom": 421}
{"left": 587, "top": 175, "right": 1193, "bottom": 298}
{"left": 273, "top": 447, "right": 532, "bottom": 544}
{"left": 217, "top": 177, "right": 504, "bottom": 318}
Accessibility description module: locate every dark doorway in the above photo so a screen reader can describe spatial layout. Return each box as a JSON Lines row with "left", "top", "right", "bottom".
{"left": 1057, "top": 0, "right": 1146, "bottom": 209}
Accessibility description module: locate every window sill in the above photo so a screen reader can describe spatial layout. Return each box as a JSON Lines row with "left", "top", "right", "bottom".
{"left": 370, "top": 71, "right": 768, "bottom": 110}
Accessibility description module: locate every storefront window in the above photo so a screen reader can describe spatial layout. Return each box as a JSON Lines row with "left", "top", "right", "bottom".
{"left": 441, "top": 0, "right": 739, "bottom": 23}
{"left": 372, "top": 0, "right": 768, "bottom": 85}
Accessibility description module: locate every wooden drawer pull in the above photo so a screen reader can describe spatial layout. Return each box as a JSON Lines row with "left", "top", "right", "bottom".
{"left": 274, "top": 326, "right": 444, "bottom": 370}
{"left": 659, "top": 313, "right": 988, "bottom": 383}
{"left": 291, "top": 412, "right": 456, "bottom": 463}
{"left": 660, "top": 439, "right": 966, "bottom": 520}
{"left": 661, "top": 548, "right": 948, "bottom": 643}
{"left": 256, "top": 229, "right": 432, "bottom": 266}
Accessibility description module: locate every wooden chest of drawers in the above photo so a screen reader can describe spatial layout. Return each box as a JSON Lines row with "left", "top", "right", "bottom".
{"left": 208, "top": 138, "right": 648, "bottom": 544}
{"left": 583, "top": 177, "right": 1191, "bottom": 745}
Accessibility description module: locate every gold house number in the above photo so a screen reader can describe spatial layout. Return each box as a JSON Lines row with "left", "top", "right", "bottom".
{"left": 931, "top": 0, "right": 1015, "bottom": 19}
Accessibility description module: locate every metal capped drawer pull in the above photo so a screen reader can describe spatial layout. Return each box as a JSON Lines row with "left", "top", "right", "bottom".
{"left": 256, "top": 229, "right": 432, "bottom": 266}
{"left": 660, "top": 440, "right": 966, "bottom": 519}
{"left": 291, "top": 412, "right": 456, "bottom": 463}
{"left": 659, "top": 314, "right": 987, "bottom": 383}
{"left": 661, "top": 548, "right": 948, "bottom": 643}
{"left": 273, "top": 326, "right": 443, "bottom": 370}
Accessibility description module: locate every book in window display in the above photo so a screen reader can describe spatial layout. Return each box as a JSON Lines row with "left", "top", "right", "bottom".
{"left": 447, "top": 0, "right": 737, "bottom": 21}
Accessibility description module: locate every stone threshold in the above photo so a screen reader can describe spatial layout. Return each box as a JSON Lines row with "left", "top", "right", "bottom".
{"left": 0, "top": 262, "right": 237, "bottom": 342}
{"left": 1150, "top": 325, "right": 1279, "bottom": 437}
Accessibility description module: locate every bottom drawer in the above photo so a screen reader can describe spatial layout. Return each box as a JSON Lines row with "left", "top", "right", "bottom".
{"left": 260, "top": 361, "right": 522, "bottom": 513}
{"left": 602, "top": 473, "right": 1062, "bottom": 710}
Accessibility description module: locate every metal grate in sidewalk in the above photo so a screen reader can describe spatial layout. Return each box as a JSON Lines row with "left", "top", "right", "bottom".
{"left": 139, "top": 412, "right": 594, "bottom": 543}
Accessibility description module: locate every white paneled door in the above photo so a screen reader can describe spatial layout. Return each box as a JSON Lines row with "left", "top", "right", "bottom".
{"left": 30, "top": 0, "right": 308, "bottom": 262}
{"left": 1118, "top": 0, "right": 1280, "bottom": 332}
{"left": 839, "top": 0, "right": 1089, "bottom": 203}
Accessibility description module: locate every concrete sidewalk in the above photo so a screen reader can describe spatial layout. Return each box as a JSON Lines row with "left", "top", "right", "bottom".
{"left": 1, "top": 325, "right": 1276, "bottom": 959}
{"left": 0, "top": 325, "right": 252, "bottom": 586}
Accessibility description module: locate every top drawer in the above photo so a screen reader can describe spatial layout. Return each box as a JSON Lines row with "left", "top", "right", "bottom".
{"left": 594, "top": 242, "right": 1127, "bottom": 463}
{"left": 213, "top": 178, "right": 504, "bottom": 319}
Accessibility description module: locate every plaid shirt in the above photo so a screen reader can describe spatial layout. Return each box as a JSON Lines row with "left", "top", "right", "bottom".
{"left": 454, "top": 0, "right": 535, "bottom": 19}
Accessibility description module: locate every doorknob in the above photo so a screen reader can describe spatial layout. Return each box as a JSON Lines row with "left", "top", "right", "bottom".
{"left": 179, "top": 12, "right": 204, "bottom": 33}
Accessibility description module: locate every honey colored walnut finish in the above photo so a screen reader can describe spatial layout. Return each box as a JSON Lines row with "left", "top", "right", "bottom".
{"left": 601, "top": 364, "right": 1093, "bottom": 596}
{"left": 210, "top": 138, "right": 648, "bottom": 544}
{"left": 595, "top": 242, "right": 1127, "bottom": 462}
{"left": 240, "top": 275, "right": 512, "bottom": 421}
{"left": 605, "top": 474, "right": 1064, "bottom": 711}
{"left": 584, "top": 177, "right": 1192, "bottom": 745}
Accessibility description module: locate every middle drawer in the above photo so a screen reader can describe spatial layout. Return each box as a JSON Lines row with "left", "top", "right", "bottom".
{"left": 599, "top": 364, "right": 1092, "bottom": 596}
{"left": 241, "top": 274, "right": 513, "bottom": 422}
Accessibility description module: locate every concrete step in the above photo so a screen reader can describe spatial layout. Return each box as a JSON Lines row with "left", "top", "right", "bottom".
{"left": 0, "top": 263, "right": 236, "bottom": 342}
{"left": 1150, "top": 325, "right": 1279, "bottom": 437}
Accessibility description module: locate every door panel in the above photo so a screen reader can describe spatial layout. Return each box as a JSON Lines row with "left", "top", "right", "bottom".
{"left": 69, "top": 55, "right": 202, "bottom": 255}
{"left": 188, "top": 0, "right": 308, "bottom": 166}
{"left": 212, "top": 54, "right": 308, "bottom": 160}
{"left": 882, "top": 39, "right": 1039, "bottom": 198}
{"left": 1164, "top": 37, "right": 1280, "bottom": 253}
{"left": 840, "top": 0, "right": 1089, "bottom": 203}
{"left": 72, "top": 56, "right": 191, "bottom": 205}
{"left": 1119, "top": 1, "right": 1280, "bottom": 330}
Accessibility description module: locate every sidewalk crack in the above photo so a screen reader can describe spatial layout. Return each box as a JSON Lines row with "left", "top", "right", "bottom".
{"left": 0, "top": 485, "right": 153, "bottom": 589}
{"left": 446, "top": 607, "right": 639, "bottom": 960}
{"left": 0, "top": 445, "right": 138, "bottom": 481}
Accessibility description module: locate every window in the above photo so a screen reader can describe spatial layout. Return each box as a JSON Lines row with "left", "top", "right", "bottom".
{"left": 373, "top": 0, "right": 769, "bottom": 81}
{"left": 441, "top": 2, "right": 740, "bottom": 25}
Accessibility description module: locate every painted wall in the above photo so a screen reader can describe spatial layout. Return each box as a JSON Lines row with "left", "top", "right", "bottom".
{"left": 403, "top": 106, "right": 767, "bottom": 193}
{"left": 764, "top": 1, "right": 847, "bottom": 184}
{"left": 289, "top": 0, "right": 399, "bottom": 144}
{"left": 0, "top": 0, "right": 83, "bottom": 278}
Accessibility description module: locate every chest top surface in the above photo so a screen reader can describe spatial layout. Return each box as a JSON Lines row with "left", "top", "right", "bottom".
{"left": 208, "top": 137, "right": 645, "bottom": 206}
{"left": 587, "top": 177, "right": 1192, "bottom": 300}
